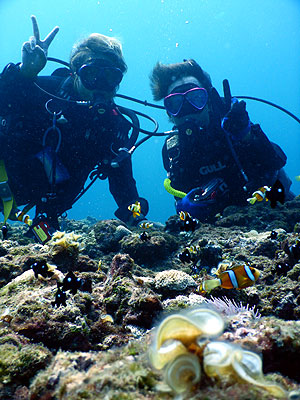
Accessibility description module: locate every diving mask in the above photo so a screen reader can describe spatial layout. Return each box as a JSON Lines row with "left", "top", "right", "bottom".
{"left": 77, "top": 59, "right": 123, "bottom": 91}
{"left": 164, "top": 87, "right": 208, "bottom": 116}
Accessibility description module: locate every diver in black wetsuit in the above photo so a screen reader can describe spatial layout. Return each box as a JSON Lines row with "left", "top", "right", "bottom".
{"left": 150, "top": 59, "right": 294, "bottom": 221}
{"left": 0, "top": 16, "right": 148, "bottom": 235}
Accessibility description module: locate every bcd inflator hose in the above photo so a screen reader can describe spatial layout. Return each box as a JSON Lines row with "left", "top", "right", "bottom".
{"left": 163, "top": 178, "right": 187, "bottom": 198}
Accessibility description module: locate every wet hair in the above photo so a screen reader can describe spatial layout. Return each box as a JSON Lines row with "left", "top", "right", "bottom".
{"left": 70, "top": 33, "right": 127, "bottom": 74}
{"left": 150, "top": 59, "right": 212, "bottom": 101}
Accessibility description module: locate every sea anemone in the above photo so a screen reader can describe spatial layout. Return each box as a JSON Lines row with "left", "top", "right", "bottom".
{"left": 149, "top": 307, "right": 224, "bottom": 395}
{"left": 203, "top": 296, "right": 261, "bottom": 319}
{"left": 203, "top": 341, "right": 287, "bottom": 398}
{"left": 164, "top": 353, "right": 201, "bottom": 394}
{"left": 149, "top": 306, "right": 287, "bottom": 398}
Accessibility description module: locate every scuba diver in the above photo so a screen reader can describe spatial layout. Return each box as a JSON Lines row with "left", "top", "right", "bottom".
{"left": 0, "top": 15, "right": 149, "bottom": 242}
{"left": 149, "top": 59, "right": 295, "bottom": 221}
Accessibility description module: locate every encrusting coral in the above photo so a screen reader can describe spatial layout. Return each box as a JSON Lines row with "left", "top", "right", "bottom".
{"left": 149, "top": 306, "right": 288, "bottom": 398}
{"left": 48, "top": 231, "right": 84, "bottom": 271}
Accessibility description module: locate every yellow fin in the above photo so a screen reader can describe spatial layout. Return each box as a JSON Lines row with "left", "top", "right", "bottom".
{"left": 199, "top": 278, "right": 221, "bottom": 293}
{"left": 247, "top": 196, "right": 257, "bottom": 205}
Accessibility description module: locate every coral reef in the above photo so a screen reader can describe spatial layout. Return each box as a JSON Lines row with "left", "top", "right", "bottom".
{"left": 0, "top": 198, "right": 299, "bottom": 399}
{"left": 103, "top": 254, "right": 163, "bottom": 328}
{"left": 48, "top": 230, "right": 84, "bottom": 272}
{"left": 93, "top": 219, "right": 131, "bottom": 253}
{"left": 154, "top": 269, "right": 197, "bottom": 297}
{"left": 120, "top": 231, "right": 178, "bottom": 266}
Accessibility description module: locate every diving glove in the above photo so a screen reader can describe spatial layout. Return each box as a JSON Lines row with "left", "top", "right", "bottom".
{"left": 176, "top": 178, "right": 226, "bottom": 222}
{"left": 221, "top": 98, "right": 250, "bottom": 141}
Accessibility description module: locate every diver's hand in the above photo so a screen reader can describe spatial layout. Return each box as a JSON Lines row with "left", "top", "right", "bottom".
{"left": 176, "top": 179, "right": 227, "bottom": 221}
{"left": 20, "top": 15, "right": 59, "bottom": 78}
{"left": 221, "top": 98, "right": 250, "bottom": 140}
{"left": 176, "top": 188, "right": 215, "bottom": 221}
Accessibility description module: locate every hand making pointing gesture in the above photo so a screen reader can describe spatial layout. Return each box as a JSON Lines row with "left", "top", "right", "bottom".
{"left": 20, "top": 15, "right": 59, "bottom": 78}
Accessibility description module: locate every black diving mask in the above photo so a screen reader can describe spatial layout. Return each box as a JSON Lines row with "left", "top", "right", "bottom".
{"left": 77, "top": 60, "right": 123, "bottom": 91}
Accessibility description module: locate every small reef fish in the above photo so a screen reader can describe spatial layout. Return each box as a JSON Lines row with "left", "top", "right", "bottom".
{"left": 15, "top": 210, "right": 32, "bottom": 225}
{"left": 57, "top": 271, "right": 82, "bottom": 295}
{"left": 289, "top": 241, "right": 300, "bottom": 263}
{"left": 178, "top": 246, "right": 199, "bottom": 264}
{"left": 128, "top": 201, "right": 141, "bottom": 218}
{"left": 210, "top": 260, "right": 232, "bottom": 276}
{"left": 179, "top": 211, "right": 198, "bottom": 232}
{"left": 295, "top": 175, "right": 300, "bottom": 181}
{"left": 189, "top": 245, "right": 200, "bottom": 253}
{"left": 247, "top": 186, "right": 269, "bottom": 204}
{"left": 198, "top": 263, "right": 260, "bottom": 293}
{"left": 275, "top": 262, "right": 290, "bottom": 276}
{"left": 31, "top": 260, "right": 54, "bottom": 279}
{"left": 1, "top": 225, "right": 8, "bottom": 240}
{"left": 97, "top": 260, "right": 102, "bottom": 273}
{"left": 266, "top": 179, "right": 285, "bottom": 208}
{"left": 139, "top": 221, "right": 153, "bottom": 229}
{"left": 247, "top": 179, "right": 285, "bottom": 208}
{"left": 52, "top": 287, "right": 67, "bottom": 307}
{"left": 269, "top": 230, "right": 278, "bottom": 240}
{"left": 190, "top": 264, "right": 201, "bottom": 275}
{"left": 140, "top": 231, "right": 150, "bottom": 241}
{"left": 178, "top": 248, "right": 193, "bottom": 264}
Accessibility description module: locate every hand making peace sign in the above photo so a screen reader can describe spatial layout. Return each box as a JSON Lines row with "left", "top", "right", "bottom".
{"left": 20, "top": 15, "right": 59, "bottom": 77}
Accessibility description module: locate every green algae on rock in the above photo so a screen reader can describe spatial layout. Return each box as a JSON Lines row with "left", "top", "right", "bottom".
{"left": 0, "top": 327, "right": 52, "bottom": 386}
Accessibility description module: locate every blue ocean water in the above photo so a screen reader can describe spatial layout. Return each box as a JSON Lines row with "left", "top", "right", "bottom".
{"left": 0, "top": 0, "right": 299, "bottom": 223}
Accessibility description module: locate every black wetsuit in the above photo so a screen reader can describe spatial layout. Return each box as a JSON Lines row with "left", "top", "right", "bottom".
{"left": 0, "top": 63, "right": 148, "bottom": 225}
{"left": 162, "top": 116, "right": 293, "bottom": 215}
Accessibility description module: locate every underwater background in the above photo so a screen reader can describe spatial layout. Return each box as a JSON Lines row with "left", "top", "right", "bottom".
{"left": 0, "top": 0, "right": 299, "bottom": 223}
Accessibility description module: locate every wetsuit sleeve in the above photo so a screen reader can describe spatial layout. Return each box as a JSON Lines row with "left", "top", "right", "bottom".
{"left": 0, "top": 63, "right": 61, "bottom": 119}
{"left": 0, "top": 63, "right": 33, "bottom": 111}
{"left": 238, "top": 123, "right": 290, "bottom": 197}
{"left": 0, "top": 63, "right": 33, "bottom": 159}
{"left": 0, "top": 63, "right": 63, "bottom": 103}
{"left": 242, "top": 124, "right": 287, "bottom": 171}
{"left": 109, "top": 157, "right": 149, "bottom": 223}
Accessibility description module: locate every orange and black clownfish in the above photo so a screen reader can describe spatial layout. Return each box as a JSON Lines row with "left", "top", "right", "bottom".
{"left": 198, "top": 263, "right": 260, "bottom": 293}
{"left": 179, "top": 211, "right": 198, "bottom": 232}
{"left": 247, "top": 179, "right": 285, "bottom": 208}
{"left": 128, "top": 201, "right": 141, "bottom": 218}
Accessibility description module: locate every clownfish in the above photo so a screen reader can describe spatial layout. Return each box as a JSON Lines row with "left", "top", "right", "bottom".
{"left": 139, "top": 221, "right": 153, "bottom": 229}
{"left": 179, "top": 211, "right": 198, "bottom": 232}
{"left": 247, "top": 186, "right": 269, "bottom": 204}
{"left": 128, "top": 201, "right": 141, "bottom": 218}
{"left": 178, "top": 245, "right": 200, "bottom": 264}
{"left": 247, "top": 180, "right": 285, "bottom": 208}
{"left": 140, "top": 231, "right": 150, "bottom": 241}
{"left": 16, "top": 210, "right": 32, "bottom": 225}
{"left": 198, "top": 263, "right": 260, "bottom": 293}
